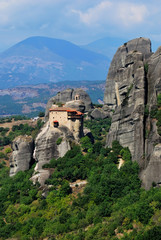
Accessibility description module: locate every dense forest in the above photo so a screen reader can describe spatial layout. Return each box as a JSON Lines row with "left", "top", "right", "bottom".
{"left": 0, "top": 117, "right": 161, "bottom": 240}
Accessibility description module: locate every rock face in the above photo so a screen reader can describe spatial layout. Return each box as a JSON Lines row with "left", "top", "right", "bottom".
{"left": 104, "top": 37, "right": 161, "bottom": 189}
{"left": 140, "top": 144, "right": 161, "bottom": 189}
{"left": 33, "top": 123, "right": 72, "bottom": 171}
{"left": 45, "top": 88, "right": 93, "bottom": 119}
{"left": 31, "top": 122, "right": 75, "bottom": 185}
{"left": 10, "top": 136, "right": 34, "bottom": 176}
{"left": 105, "top": 38, "right": 151, "bottom": 166}
{"left": 141, "top": 46, "right": 161, "bottom": 189}
{"left": 104, "top": 37, "right": 152, "bottom": 109}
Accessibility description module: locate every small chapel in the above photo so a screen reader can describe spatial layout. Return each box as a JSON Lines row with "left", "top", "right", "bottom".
{"left": 49, "top": 95, "right": 84, "bottom": 139}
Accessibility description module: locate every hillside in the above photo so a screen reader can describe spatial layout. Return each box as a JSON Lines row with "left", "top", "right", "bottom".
{"left": 0, "top": 116, "right": 161, "bottom": 239}
{"left": 0, "top": 36, "right": 109, "bottom": 89}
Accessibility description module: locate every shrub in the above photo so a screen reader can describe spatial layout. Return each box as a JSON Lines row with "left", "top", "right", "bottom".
{"left": 80, "top": 136, "right": 93, "bottom": 152}
{"left": 112, "top": 140, "right": 123, "bottom": 155}
{"left": 0, "top": 152, "right": 5, "bottom": 159}
{"left": 120, "top": 147, "right": 131, "bottom": 161}
{"left": 144, "top": 63, "right": 149, "bottom": 74}
{"left": 5, "top": 147, "right": 12, "bottom": 154}
{"left": 56, "top": 137, "right": 63, "bottom": 145}
{"left": 157, "top": 94, "right": 161, "bottom": 107}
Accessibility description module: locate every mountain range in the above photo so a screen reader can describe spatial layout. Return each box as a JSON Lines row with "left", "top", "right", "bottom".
{"left": 0, "top": 36, "right": 109, "bottom": 89}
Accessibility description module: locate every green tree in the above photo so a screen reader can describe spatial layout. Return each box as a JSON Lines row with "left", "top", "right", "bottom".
{"left": 80, "top": 136, "right": 93, "bottom": 152}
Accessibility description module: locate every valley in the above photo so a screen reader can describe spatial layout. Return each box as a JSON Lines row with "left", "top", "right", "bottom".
{"left": 0, "top": 80, "right": 105, "bottom": 117}
{"left": 1, "top": 37, "right": 161, "bottom": 239}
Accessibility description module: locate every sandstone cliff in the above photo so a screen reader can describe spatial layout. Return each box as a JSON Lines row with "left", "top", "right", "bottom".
{"left": 104, "top": 37, "right": 161, "bottom": 189}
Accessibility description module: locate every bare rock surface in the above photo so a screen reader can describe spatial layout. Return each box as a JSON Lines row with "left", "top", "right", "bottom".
{"left": 10, "top": 135, "right": 34, "bottom": 176}
{"left": 105, "top": 38, "right": 152, "bottom": 166}
{"left": 64, "top": 100, "right": 85, "bottom": 113}
{"left": 104, "top": 37, "right": 161, "bottom": 189}
{"left": 45, "top": 88, "right": 93, "bottom": 119}
{"left": 33, "top": 123, "right": 72, "bottom": 171}
{"left": 140, "top": 144, "right": 161, "bottom": 189}
{"left": 104, "top": 37, "right": 151, "bottom": 109}
{"left": 30, "top": 169, "right": 50, "bottom": 186}
{"left": 90, "top": 108, "right": 110, "bottom": 119}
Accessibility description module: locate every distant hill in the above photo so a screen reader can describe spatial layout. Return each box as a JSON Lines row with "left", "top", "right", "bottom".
{"left": 0, "top": 36, "right": 109, "bottom": 89}
{"left": 82, "top": 36, "right": 161, "bottom": 59}
{"left": 81, "top": 37, "right": 127, "bottom": 59}
{"left": 0, "top": 80, "right": 105, "bottom": 117}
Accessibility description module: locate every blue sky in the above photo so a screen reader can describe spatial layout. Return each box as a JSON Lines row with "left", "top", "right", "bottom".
{"left": 0, "top": 0, "right": 161, "bottom": 52}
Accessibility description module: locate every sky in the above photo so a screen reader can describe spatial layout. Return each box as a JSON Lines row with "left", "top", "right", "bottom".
{"left": 0, "top": 0, "right": 161, "bottom": 52}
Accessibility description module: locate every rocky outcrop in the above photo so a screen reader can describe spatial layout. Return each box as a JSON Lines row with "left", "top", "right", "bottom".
{"left": 140, "top": 46, "right": 161, "bottom": 189}
{"left": 45, "top": 88, "right": 93, "bottom": 119}
{"left": 10, "top": 136, "right": 34, "bottom": 176}
{"left": 33, "top": 123, "right": 72, "bottom": 171}
{"left": 104, "top": 37, "right": 161, "bottom": 188}
{"left": 104, "top": 37, "right": 152, "bottom": 110}
{"left": 105, "top": 38, "right": 151, "bottom": 165}
{"left": 104, "top": 37, "right": 161, "bottom": 189}
{"left": 31, "top": 122, "right": 74, "bottom": 185}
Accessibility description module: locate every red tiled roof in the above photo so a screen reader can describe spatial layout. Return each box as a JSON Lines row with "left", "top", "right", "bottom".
{"left": 53, "top": 120, "right": 59, "bottom": 123}
{"left": 67, "top": 110, "right": 77, "bottom": 113}
{"left": 49, "top": 107, "right": 76, "bottom": 112}
{"left": 76, "top": 111, "right": 83, "bottom": 115}
{"left": 49, "top": 107, "right": 83, "bottom": 116}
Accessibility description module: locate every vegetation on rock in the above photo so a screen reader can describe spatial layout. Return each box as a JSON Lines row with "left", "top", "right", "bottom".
{"left": 84, "top": 118, "right": 111, "bottom": 141}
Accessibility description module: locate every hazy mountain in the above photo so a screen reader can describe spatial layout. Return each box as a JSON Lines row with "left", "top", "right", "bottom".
{"left": 82, "top": 37, "right": 127, "bottom": 59}
{"left": 0, "top": 36, "right": 109, "bottom": 89}
{"left": 82, "top": 36, "right": 161, "bottom": 59}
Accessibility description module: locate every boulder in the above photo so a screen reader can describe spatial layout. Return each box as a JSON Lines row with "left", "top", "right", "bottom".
{"left": 10, "top": 135, "right": 34, "bottom": 176}
{"left": 90, "top": 108, "right": 110, "bottom": 119}
{"left": 30, "top": 169, "right": 51, "bottom": 186}
{"left": 64, "top": 100, "right": 85, "bottom": 112}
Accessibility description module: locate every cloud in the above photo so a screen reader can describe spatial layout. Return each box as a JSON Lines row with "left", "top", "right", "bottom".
{"left": 117, "top": 3, "right": 148, "bottom": 27}
{"left": 72, "top": 1, "right": 148, "bottom": 27}
{"left": 0, "top": 0, "right": 64, "bottom": 28}
{"left": 0, "top": 0, "right": 160, "bottom": 52}
{"left": 72, "top": 1, "right": 112, "bottom": 25}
